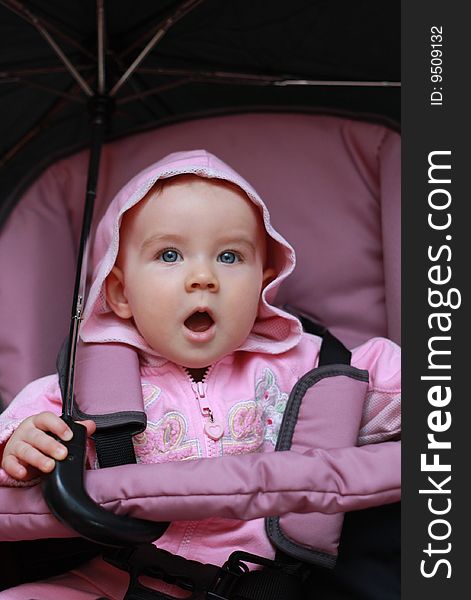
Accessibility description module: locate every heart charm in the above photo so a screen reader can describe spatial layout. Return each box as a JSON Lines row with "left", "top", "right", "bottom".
{"left": 204, "top": 421, "right": 224, "bottom": 441}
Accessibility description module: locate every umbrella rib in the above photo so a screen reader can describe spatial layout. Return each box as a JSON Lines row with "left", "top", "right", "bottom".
{"left": 1, "top": 0, "right": 94, "bottom": 97}
{"left": 0, "top": 76, "right": 87, "bottom": 102}
{"left": 97, "top": 0, "right": 106, "bottom": 94}
{"left": 0, "top": 0, "right": 96, "bottom": 61}
{"left": 108, "top": 50, "right": 173, "bottom": 118}
{"left": 116, "top": 70, "right": 401, "bottom": 108}
{"left": 109, "top": 0, "right": 205, "bottom": 97}
{"left": 137, "top": 67, "right": 401, "bottom": 87}
{"left": 0, "top": 99, "right": 71, "bottom": 168}
{"left": 0, "top": 127, "right": 39, "bottom": 168}
{"left": 0, "top": 65, "right": 94, "bottom": 77}
{"left": 116, "top": 79, "right": 191, "bottom": 105}
{"left": 0, "top": 73, "right": 96, "bottom": 168}
{"left": 275, "top": 80, "right": 402, "bottom": 88}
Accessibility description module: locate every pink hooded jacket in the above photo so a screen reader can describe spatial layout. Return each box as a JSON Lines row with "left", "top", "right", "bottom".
{"left": 0, "top": 151, "right": 400, "bottom": 596}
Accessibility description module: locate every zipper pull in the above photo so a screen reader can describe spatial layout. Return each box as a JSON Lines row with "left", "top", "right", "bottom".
{"left": 191, "top": 382, "right": 224, "bottom": 441}
{"left": 191, "top": 381, "right": 207, "bottom": 402}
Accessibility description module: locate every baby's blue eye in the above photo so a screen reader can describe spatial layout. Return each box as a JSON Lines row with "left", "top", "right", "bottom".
{"left": 159, "top": 249, "right": 181, "bottom": 263}
{"left": 218, "top": 251, "right": 239, "bottom": 264}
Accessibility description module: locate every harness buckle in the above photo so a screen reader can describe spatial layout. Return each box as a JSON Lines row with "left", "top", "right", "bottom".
{"left": 207, "top": 550, "right": 288, "bottom": 599}
{"left": 206, "top": 558, "right": 245, "bottom": 599}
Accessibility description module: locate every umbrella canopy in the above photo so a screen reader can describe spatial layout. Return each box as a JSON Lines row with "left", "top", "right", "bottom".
{"left": 0, "top": 0, "right": 400, "bottom": 224}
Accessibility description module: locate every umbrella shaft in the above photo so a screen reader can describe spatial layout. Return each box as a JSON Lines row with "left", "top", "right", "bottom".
{"left": 63, "top": 97, "right": 109, "bottom": 417}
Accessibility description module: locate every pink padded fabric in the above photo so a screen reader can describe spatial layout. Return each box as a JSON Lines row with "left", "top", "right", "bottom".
{"left": 0, "top": 441, "right": 400, "bottom": 542}
{"left": 0, "top": 113, "right": 400, "bottom": 406}
{"left": 270, "top": 372, "right": 368, "bottom": 557}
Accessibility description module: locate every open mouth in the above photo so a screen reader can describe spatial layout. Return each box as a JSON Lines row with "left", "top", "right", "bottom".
{"left": 184, "top": 310, "right": 214, "bottom": 333}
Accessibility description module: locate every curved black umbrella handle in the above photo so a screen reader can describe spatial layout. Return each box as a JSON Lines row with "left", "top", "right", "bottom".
{"left": 42, "top": 416, "right": 169, "bottom": 547}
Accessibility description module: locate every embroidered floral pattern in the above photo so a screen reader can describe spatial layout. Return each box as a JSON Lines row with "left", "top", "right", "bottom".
{"left": 133, "top": 382, "right": 201, "bottom": 463}
{"left": 141, "top": 382, "right": 161, "bottom": 409}
{"left": 223, "top": 368, "right": 288, "bottom": 454}
{"left": 255, "top": 368, "right": 289, "bottom": 445}
{"left": 224, "top": 400, "right": 264, "bottom": 454}
{"left": 134, "top": 411, "right": 201, "bottom": 463}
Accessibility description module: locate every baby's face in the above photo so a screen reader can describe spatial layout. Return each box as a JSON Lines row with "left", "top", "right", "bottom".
{"left": 106, "top": 176, "right": 273, "bottom": 370}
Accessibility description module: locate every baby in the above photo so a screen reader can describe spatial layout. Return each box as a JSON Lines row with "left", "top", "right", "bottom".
{"left": 0, "top": 150, "right": 400, "bottom": 599}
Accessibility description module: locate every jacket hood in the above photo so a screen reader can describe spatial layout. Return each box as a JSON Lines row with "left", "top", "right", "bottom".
{"left": 81, "top": 150, "right": 302, "bottom": 361}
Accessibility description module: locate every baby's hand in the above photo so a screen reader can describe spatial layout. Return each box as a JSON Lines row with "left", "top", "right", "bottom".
{"left": 1, "top": 411, "right": 96, "bottom": 481}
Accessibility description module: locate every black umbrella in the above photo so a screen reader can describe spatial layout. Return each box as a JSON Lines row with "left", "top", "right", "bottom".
{"left": 1, "top": 0, "right": 400, "bottom": 220}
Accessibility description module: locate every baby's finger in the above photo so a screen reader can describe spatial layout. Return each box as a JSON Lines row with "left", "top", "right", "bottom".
{"left": 31, "top": 412, "right": 73, "bottom": 442}
{"left": 79, "top": 419, "right": 97, "bottom": 437}
{"left": 1, "top": 454, "right": 34, "bottom": 481}
{"left": 9, "top": 440, "right": 56, "bottom": 474}
{"left": 21, "top": 427, "right": 68, "bottom": 462}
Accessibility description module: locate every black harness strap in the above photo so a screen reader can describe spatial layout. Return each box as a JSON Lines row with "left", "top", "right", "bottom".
{"left": 294, "top": 313, "right": 351, "bottom": 367}
{"left": 318, "top": 329, "right": 351, "bottom": 367}
{"left": 229, "top": 568, "right": 305, "bottom": 600}
{"left": 93, "top": 426, "right": 139, "bottom": 467}
{"left": 104, "top": 546, "right": 307, "bottom": 600}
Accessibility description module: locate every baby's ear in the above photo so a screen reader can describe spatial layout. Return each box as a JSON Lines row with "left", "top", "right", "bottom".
{"left": 262, "top": 266, "right": 276, "bottom": 289}
{"left": 105, "top": 266, "right": 133, "bottom": 319}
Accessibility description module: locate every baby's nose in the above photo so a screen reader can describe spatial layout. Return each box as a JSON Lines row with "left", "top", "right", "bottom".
{"left": 185, "top": 266, "right": 219, "bottom": 292}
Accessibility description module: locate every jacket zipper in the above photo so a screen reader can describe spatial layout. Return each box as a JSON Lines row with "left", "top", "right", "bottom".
{"left": 189, "top": 371, "right": 225, "bottom": 446}
{"left": 178, "top": 367, "right": 223, "bottom": 555}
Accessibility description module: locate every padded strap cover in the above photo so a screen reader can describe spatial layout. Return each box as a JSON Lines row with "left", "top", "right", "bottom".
{"left": 72, "top": 343, "right": 146, "bottom": 467}
{"left": 266, "top": 366, "right": 368, "bottom": 566}
{"left": 72, "top": 342, "right": 145, "bottom": 431}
